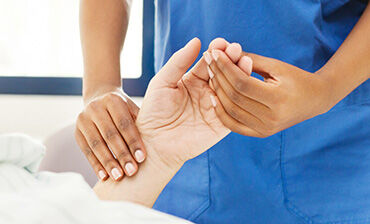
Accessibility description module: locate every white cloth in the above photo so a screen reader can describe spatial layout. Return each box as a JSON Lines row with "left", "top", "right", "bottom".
{"left": 0, "top": 134, "right": 191, "bottom": 224}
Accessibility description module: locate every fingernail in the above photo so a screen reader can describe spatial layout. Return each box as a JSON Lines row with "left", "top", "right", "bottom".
{"left": 135, "top": 149, "right": 145, "bottom": 163}
{"left": 210, "top": 95, "right": 217, "bottom": 107}
{"left": 207, "top": 66, "right": 214, "bottom": 79}
{"left": 203, "top": 52, "right": 212, "bottom": 65}
{"left": 111, "top": 168, "right": 122, "bottom": 180}
{"left": 98, "top": 170, "right": 107, "bottom": 180}
{"left": 212, "top": 50, "right": 220, "bottom": 61}
{"left": 125, "top": 162, "right": 136, "bottom": 176}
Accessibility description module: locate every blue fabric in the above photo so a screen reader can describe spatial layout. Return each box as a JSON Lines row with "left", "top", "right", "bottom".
{"left": 152, "top": 0, "right": 370, "bottom": 223}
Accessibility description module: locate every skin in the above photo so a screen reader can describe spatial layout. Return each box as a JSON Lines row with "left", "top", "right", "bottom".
{"left": 206, "top": 3, "right": 370, "bottom": 137}
{"left": 79, "top": 0, "right": 369, "bottom": 182}
{"left": 94, "top": 38, "right": 232, "bottom": 207}
{"left": 77, "top": 0, "right": 146, "bottom": 181}
{"left": 77, "top": 0, "right": 245, "bottom": 182}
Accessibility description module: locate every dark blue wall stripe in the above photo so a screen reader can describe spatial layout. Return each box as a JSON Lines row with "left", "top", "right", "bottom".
{"left": 0, "top": 77, "right": 151, "bottom": 96}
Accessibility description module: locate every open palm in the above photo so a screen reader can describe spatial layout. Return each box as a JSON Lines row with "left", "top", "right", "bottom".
{"left": 136, "top": 39, "right": 230, "bottom": 165}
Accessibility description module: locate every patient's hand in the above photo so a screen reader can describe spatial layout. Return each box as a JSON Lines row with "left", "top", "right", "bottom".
{"left": 94, "top": 38, "right": 243, "bottom": 207}
{"left": 137, "top": 38, "right": 230, "bottom": 168}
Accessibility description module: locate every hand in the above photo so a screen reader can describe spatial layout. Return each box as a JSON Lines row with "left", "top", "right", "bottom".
{"left": 75, "top": 88, "right": 146, "bottom": 181}
{"left": 206, "top": 49, "right": 333, "bottom": 137}
{"left": 136, "top": 38, "right": 231, "bottom": 168}
{"left": 93, "top": 38, "right": 241, "bottom": 205}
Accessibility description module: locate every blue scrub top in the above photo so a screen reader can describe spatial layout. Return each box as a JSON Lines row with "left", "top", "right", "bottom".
{"left": 152, "top": 1, "right": 370, "bottom": 223}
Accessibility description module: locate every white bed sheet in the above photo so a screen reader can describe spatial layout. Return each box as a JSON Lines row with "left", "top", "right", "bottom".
{"left": 0, "top": 134, "right": 191, "bottom": 224}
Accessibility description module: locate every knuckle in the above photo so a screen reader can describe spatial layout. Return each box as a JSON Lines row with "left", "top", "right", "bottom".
{"left": 263, "top": 126, "right": 277, "bottom": 137}
{"left": 105, "top": 92, "right": 121, "bottom": 102}
{"left": 77, "top": 112, "right": 85, "bottom": 121}
{"left": 118, "top": 118, "right": 133, "bottom": 131}
{"left": 267, "top": 112, "right": 280, "bottom": 126}
{"left": 126, "top": 138, "right": 138, "bottom": 148}
{"left": 218, "top": 60, "right": 226, "bottom": 71}
{"left": 228, "top": 90, "right": 241, "bottom": 104}
{"left": 227, "top": 107, "right": 238, "bottom": 119}
{"left": 87, "top": 101, "right": 101, "bottom": 112}
{"left": 105, "top": 129, "right": 118, "bottom": 140}
{"left": 234, "top": 80, "right": 247, "bottom": 93}
{"left": 104, "top": 160, "right": 116, "bottom": 169}
{"left": 90, "top": 139, "right": 101, "bottom": 149}
{"left": 76, "top": 113, "right": 87, "bottom": 126}
{"left": 81, "top": 147, "right": 92, "bottom": 157}
{"left": 89, "top": 157, "right": 100, "bottom": 168}
{"left": 116, "top": 150, "right": 131, "bottom": 161}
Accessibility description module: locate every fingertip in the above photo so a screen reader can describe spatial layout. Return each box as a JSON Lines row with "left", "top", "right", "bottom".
{"left": 238, "top": 56, "right": 253, "bottom": 75}
{"left": 111, "top": 167, "right": 123, "bottom": 181}
{"left": 98, "top": 170, "right": 108, "bottom": 181}
{"left": 185, "top": 37, "right": 201, "bottom": 50}
{"left": 134, "top": 149, "right": 146, "bottom": 163}
{"left": 209, "top": 37, "right": 229, "bottom": 51}
{"left": 211, "top": 49, "right": 222, "bottom": 61}
{"left": 125, "top": 162, "right": 137, "bottom": 177}
{"left": 225, "top": 43, "right": 242, "bottom": 63}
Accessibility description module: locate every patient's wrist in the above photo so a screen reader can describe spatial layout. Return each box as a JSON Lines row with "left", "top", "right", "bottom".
{"left": 94, "top": 142, "right": 182, "bottom": 207}
{"left": 141, "top": 137, "right": 185, "bottom": 172}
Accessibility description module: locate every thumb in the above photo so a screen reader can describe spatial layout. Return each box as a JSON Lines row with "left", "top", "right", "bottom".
{"left": 153, "top": 38, "right": 201, "bottom": 88}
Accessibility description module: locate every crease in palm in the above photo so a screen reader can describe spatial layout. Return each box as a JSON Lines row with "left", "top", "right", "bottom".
{"left": 136, "top": 38, "right": 230, "bottom": 164}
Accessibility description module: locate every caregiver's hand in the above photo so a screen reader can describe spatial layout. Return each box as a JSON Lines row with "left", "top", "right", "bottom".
{"left": 207, "top": 50, "right": 334, "bottom": 137}
{"left": 75, "top": 88, "right": 146, "bottom": 181}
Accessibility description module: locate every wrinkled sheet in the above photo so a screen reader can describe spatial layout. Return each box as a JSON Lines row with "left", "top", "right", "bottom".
{"left": 0, "top": 134, "right": 191, "bottom": 224}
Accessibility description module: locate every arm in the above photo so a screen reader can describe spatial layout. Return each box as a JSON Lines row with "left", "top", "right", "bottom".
{"left": 76, "top": 0, "right": 147, "bottom": 181}
{"left": 94, "top": 143, "right": 181, "bottom": 207}
{"left": 94, "top": 38, "right": 234, "bottom": 207}
{"left": 316, "top": 3, "right": 370, "bottom": 105}
{"left": 80, "top": 0, "right": 129, "bottom": 100}
{"left": 205, "top": 4, "right": 370, "bottom": 137}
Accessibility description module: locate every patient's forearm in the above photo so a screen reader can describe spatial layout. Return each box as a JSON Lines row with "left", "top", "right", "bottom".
{"left": 94, "top": 142, "right": 182, "bottom": 207}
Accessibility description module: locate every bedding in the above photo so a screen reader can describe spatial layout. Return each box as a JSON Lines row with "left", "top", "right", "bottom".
{"left": 0, "top": 134, "right": 190, "bottom": 224}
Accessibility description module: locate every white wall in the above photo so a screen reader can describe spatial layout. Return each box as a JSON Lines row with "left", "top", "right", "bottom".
{"left": 0, "top": 95, "right": 143, "bottom": 140}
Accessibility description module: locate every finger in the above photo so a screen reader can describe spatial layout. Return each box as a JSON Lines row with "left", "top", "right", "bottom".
{"left": 78, "top": 118, "right": 124, "bottom": 181}
{"left": 126, "top": 97, "right": 140, "bottom": 120}
{"left": 208, "top": 67, "right": 266, "bottom": 131}
{"left": 211, "top": 49, "right": 276, "bottom": 104}
{"left": 243, "top": 53, "right": 281, "bottom": 79}
{"left": 209, "top": 95, "right": 264, "bottom": 137}
{"left": 153, "top": 38, "right": 201, "bottom": 88}
{"left": 208, "top": 64, "right": 271, "bottom": 119}
{"left": 237, "top": 56, "right": 253, "bottom": 75}
{"left": 208, "top": 37, "right": 229, "bottom": 51}
{"left": 107, "top": 98, "right": 146, "bottom": 164}
{"left": 189, "top": 38, "right": 230, "bottom": 82}
{"left": 91, "top": 108, "right": 139, "bottom": 177}
{"left": 225, "top": 43, "right": 242, "bottom": 63}
{"left": 75, "top": 129, "right": 108, "bottom": 181}
{"left": 203, "top": 42, "right": 243, "bottom": 81}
